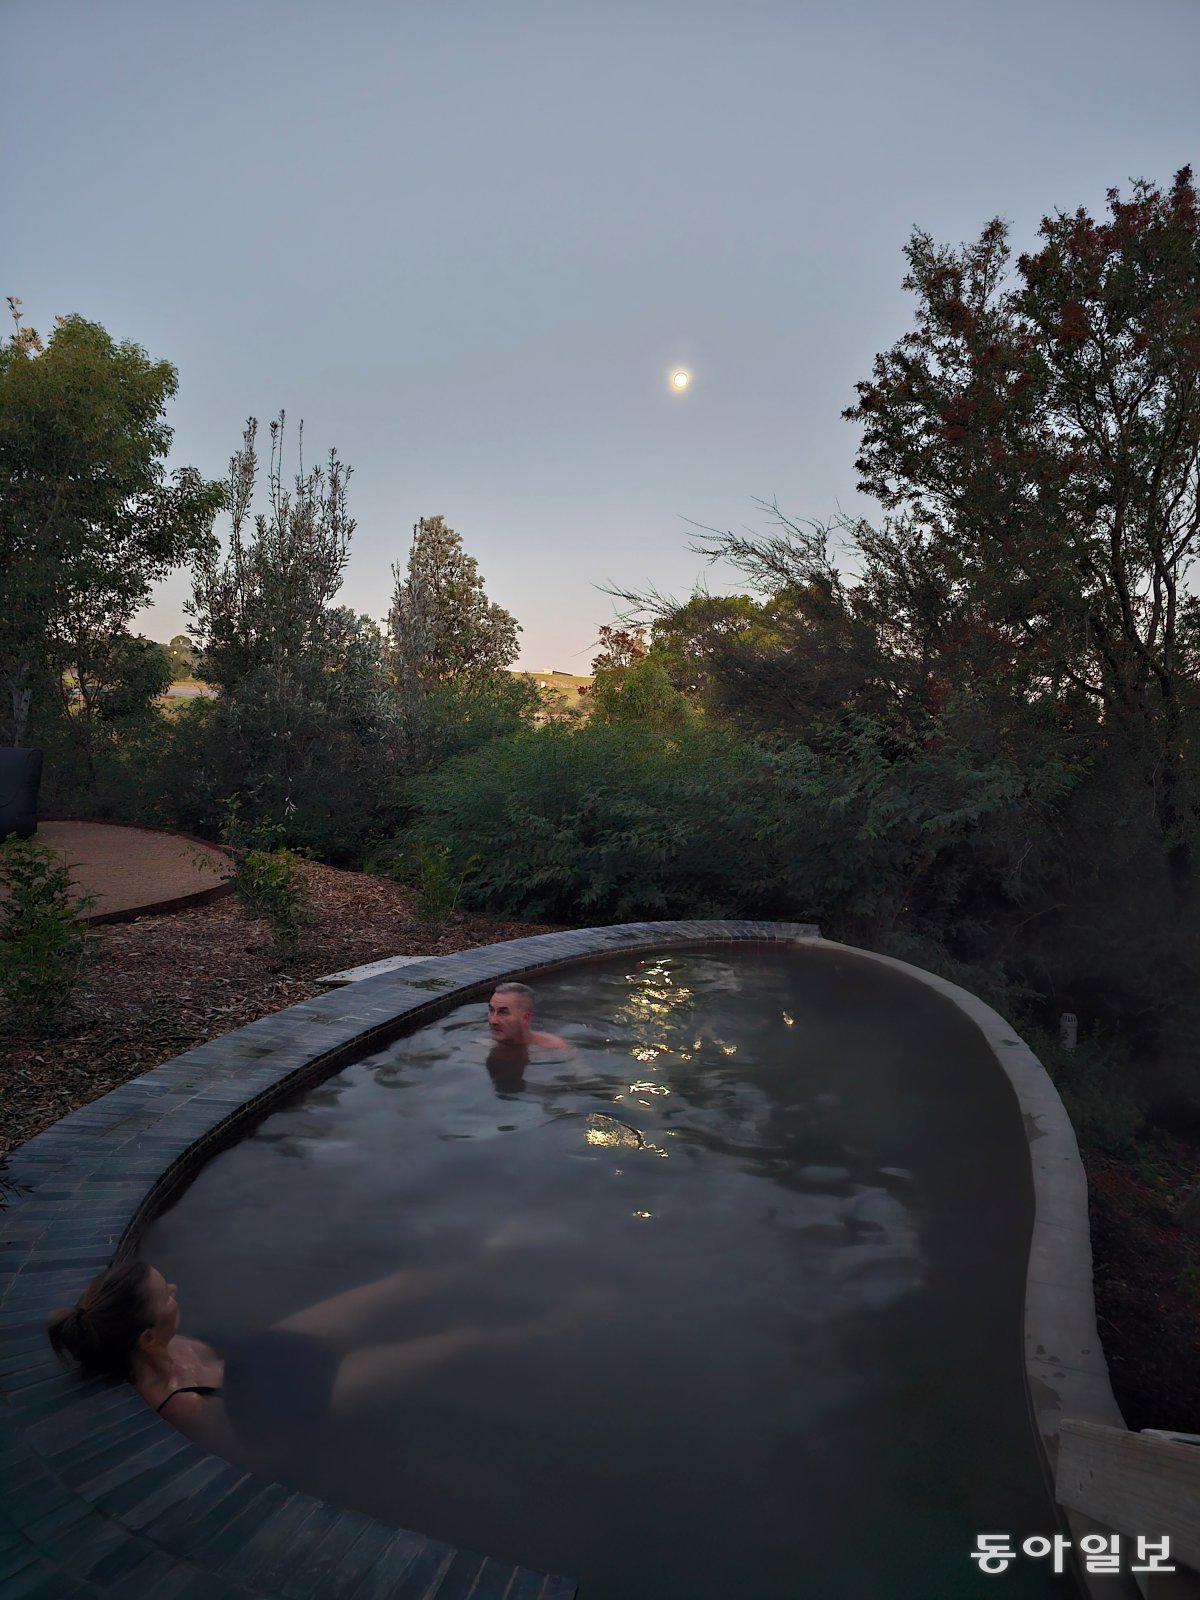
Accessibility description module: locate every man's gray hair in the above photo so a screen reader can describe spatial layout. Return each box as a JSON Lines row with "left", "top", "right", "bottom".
{"left": 492, "top": 981, "right": 534, "bottom": 1009}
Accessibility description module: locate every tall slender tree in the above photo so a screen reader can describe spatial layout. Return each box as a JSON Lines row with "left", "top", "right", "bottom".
{"left": 188, "top": 414, "right": 355, "bottom": 694}
{"left": 387, "top": 516, "right": 525, "bottom": 768}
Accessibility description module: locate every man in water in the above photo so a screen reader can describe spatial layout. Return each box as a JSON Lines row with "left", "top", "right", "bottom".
{"left": 486, "top": 982, "right": 568, "bottom": 1094}
{"left": 487, "top": 982, "right": 566, "bottom": 1050}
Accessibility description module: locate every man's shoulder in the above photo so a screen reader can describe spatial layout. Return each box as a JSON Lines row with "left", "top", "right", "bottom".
{"left": 530, "top": 1029, "right": 568, "bottom": 1050}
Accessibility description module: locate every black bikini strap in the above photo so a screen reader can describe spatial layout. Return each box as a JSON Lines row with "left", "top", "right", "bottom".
{"left": 156, "top": 1384, "right": 220, "bottom": 1413}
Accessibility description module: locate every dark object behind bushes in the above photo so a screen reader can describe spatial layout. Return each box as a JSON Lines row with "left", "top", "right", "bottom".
{"left": 0, "top": 746, "right": 43, "bottom": 839}
{"left": 0, "top": 837, "right": 96, "bottom": 1033}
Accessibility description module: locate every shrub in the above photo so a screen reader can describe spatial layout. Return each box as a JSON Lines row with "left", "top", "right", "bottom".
{"left": 232, "top": 848, "right": 311, "bottom": 953}
{"left": 219, "top": 795, "right": 287, "bottom": 855}
{"left": 363, "top": 837, "right": 480, "bottom": 928}
{"left": 405, "top": 721, "right": 841, "bottom": 924}
{"left": 405, "top": 715, "right": 1065, "bottom": 938}
{"left": 411, "top": 841, "right": 481, "bottom": 926}
{"left": 1027, "top": 1025, "right": 1146, "bottom": 1155}
{"left": 0, "top": 838, "right": 96, "bottom": 1034}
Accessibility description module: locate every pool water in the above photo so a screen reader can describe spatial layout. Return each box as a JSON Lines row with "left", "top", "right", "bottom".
{"left": 143, "top": 946, "right": 1076, "bottom": 1598}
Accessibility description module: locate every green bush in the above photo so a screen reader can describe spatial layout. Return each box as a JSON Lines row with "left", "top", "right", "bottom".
{"left": 232, "top": 847, "right": 311, "bottom": 953}
{"left": 219, "top": 795, "right": 287, "bottom": 855}
{"left": 411, "top": 841, "right": 481, "bottom": 926}
{"left": 405, "top": 716, "right": 1068, "bottom": 940}
{"left": 406, "top": 721, "right": 838, "bottom": 924}
{"left": 1027, "top": 1026, "right": 1146, "bottom": 1155}
{"left": 363, "top": 837, "right": 480, "bottom": 928}
{"left": 0, "top": 838, "right": 97, "bottom": 1034}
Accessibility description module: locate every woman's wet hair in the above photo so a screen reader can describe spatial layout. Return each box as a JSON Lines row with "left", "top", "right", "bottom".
{"left": 46, "top": 1259, "right": 155, "bottom": 1380}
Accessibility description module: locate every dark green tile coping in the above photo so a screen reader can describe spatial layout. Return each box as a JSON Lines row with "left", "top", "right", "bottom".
{"left": 0, "top": 922, "right": 818, "bottom": 1599}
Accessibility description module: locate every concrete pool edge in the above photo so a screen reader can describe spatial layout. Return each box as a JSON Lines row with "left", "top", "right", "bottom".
{"left": 0, "top": 920, "right": 1118, "bottom": 1597}
{"left": 814, "top": 946, "right": 1125, "bottom": 1416}
{"left": 817, "top": 939, "right": 1132, "bottom": 1600}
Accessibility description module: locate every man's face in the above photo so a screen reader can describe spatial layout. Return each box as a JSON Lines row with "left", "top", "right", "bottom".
{"left": 488, "top": 990, "right": 531, "bottom": 1045}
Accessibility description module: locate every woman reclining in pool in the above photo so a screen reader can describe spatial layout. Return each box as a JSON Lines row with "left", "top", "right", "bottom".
{"left": 48, "top": 1259, "right": 601, "bottom": 1472}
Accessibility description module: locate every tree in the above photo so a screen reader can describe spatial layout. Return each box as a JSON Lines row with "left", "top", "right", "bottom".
{"left": 648, "top": 593, "right": 762, "bottom": 699}
{"left": 589, "top": 655, "right": 694, "bottom": 734}
{"left": 166, "top": 634, "right": 197, "bottom": 681}
{"left": 188, "top": 414, "right": 355, "bottom": 695}
{"left": 0, "top": 300, "right": 223, "bottom": 746}
{"left": 610, "top": 513, "right": 904, "bottom": 745}
{"left": 186, "top": 416, "right": 400, "bottom": 855}
{"left": 590, "top": 624, "right": 648, "bottom": 677}
{"left": 845, "top": 168, "right": 1200, "bottom": 909}
{"left": 582, "top": 624, "right": 692, "bottom": 733}
{"left": 388, "top": 516, "right": 524, "bottom": 768}
{"left": 610, "top": 174, "right": 1199, "bottom": 1110}
{"left": 93, "top": 638, "right": 174, "bottom": 721}
{"left": 389, "top": 515, "right": 520, "bottom": 690}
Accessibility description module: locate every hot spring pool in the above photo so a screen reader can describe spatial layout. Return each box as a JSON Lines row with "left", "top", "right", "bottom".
{"left": 141, "top": 944, "right": 1075, "bottom": 1598}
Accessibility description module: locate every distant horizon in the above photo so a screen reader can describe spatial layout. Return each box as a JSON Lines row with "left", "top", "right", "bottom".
{"left": 147, "top": 635, "right": 596, "bottom": 681}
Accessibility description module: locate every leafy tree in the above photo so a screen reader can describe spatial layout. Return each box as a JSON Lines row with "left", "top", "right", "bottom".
{"left": 388, "top": 515, "right": 524, "bottom": 768}
{"left": 648, "top": 592, "right": 763, "bottom": 699}
{"left": 589, "top": 654, "right": 694, "bottom": 734}
{"left": 585, "top": 623, "right": 696, "bottom": 730}
{"left": 845, "top": 168, "right": 1200, "bottom": 909}
{"left": 610, "top": 511, "right": 900, "bottom": 743}
{"left": 166, "top": 633, "right": 198, "bottom": 681}
{"left": 590, "top": 623, "right": 648, "bottom": 677}
{"left": 389, "top": 515, "right": 520, "bottom": 689}
{"left": 604, "top": 171, "right": 1200, "bottom": 1121}
{"left": 0, "top": 299, "right": 223, "bottom": 746}
{"left": 33, "top": 632, "right": 186, "bottom": 815}
{"left": 187, "top": 417, "right": 401, "bottom": 858}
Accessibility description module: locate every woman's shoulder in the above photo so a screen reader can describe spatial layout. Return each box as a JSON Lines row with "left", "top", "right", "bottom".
{"left": 171, "top": 1333, "right": 221, "bottom": 1363}
{"left": 153, "top": 1386, "right": 215, "bottom": 1421}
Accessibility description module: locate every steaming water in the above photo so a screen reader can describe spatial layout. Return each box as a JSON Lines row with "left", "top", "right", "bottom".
{"left": 143, "top": 946, "right": 1074, "bottom": 1598}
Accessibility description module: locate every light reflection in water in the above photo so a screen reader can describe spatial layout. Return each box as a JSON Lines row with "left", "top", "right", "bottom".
{"left": 596, "top": 955, "right": 924, "bottom": 1320}
{"left": 584, "top": 1112, "right": 669, "bottom": 1159}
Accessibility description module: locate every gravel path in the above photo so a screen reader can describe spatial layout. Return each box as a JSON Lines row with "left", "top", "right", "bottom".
{"left": 35, "top": 820, "right": 231, "bottom": 920}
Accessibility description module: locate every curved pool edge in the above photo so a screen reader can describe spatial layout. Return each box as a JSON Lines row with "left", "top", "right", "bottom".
{"left": 814, "top": 944, "right": 1125, "bottom": 1431}
{"left": 0, "top": 920, "right": 1120, "bottom": 1598}
{"left": 817, "top": 939, "right": 1134, "bottom": 1600}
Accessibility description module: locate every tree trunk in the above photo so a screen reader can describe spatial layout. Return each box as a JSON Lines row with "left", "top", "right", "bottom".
{"left": 9, "top": 670, "right": 31, "bottom": 748}
{"left": 1156, "top": 688, "right": 1193, "bottom": 917}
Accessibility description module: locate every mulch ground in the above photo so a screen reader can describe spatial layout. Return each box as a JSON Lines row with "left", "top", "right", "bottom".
{"left": 0, "top": 859, "right": 560, "bottom": 1156}
{"left": 1082, "top": 1137, "right": 1200, "bottom": 1433}
{"left": 2, "top": 859, "right": 1197, "bottom": 1432}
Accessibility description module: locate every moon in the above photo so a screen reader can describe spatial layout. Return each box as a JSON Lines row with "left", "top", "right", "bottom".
{"left": 671, "top": 368, "right": 691, "bottom": 391}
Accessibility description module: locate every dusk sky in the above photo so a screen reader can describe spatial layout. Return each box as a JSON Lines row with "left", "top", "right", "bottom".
{"left": 7, "top": 0, "right": 1199, "bottom": 670}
